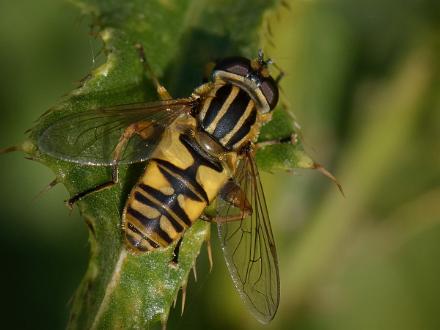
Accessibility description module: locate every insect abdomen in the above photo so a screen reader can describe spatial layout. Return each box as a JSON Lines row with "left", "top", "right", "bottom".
{"left": 122, "top": 118, "right": 229, "bottom": 253}
{"left": 123, "top": 159, "right": 198, "bottom": 251}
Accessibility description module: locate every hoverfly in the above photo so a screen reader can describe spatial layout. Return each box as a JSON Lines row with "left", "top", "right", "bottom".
{"left": 37, "top": 47, "right": 283, "bottom": 323}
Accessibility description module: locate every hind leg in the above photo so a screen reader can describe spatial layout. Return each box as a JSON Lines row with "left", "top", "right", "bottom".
{"left": 200, "top": 181, "right": 252, "bottom": 224}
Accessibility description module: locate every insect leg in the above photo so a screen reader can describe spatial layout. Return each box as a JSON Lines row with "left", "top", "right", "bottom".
{"left": 134, "top": 43, "right": 172, "bottom": 101}
{"left": 192, "top": 82, "right": 215, "bottom": 98}
{"left": 201, "top": 181, "right": 252, "bottom": 223}
{"left": 202, "top": 61, "right": 216, "bottom": 82}
{"left": 254, "top": 133, "right": 298, "bottom": 150}
{"left": 66, "top": 166, "right": 119, "bottom": 208}
{"left": 67, "top": 122, "right": 153, "bottom": 208}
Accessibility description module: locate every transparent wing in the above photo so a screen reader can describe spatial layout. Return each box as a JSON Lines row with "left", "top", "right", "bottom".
{"left": 217, "top": 151, "right": 280, "bottom": 324}
{"left": 37, "top": 98, "right": 196, "bottom": 165}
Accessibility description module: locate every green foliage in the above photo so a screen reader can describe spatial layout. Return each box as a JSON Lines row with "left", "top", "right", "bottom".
{"left": 12, "top": 0, "right": 316, "bottom": 328}
{"left": 2, "top": 0, "right": 440, "bottom": 329}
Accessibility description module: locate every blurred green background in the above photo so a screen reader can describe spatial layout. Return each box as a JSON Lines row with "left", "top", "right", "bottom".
{"left": 0, "top": 0, "right": 439, "bottom": 329}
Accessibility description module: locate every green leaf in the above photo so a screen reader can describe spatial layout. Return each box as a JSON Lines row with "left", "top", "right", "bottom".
{"left": 7, "top": 0, "right": 320, "bottom": 328}
{"left": 257, "top": 107, "right": 315, "bottom": 172}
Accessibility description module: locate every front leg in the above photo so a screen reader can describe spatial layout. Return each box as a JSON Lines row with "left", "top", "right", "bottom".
{"left": 255, "top": 132, "right": 299, "bottom": 150}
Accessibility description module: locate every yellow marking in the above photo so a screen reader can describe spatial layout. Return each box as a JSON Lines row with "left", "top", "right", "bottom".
{"left": 131, "top": 199, "right": 161, "bottom": 219}
{"left": 124, "top": 225, "right": 154, "bottom": 252}
{"left": 125, "top": 217, "right": 148, "bottom": 236}
{"left": 141, "top": 240, "right": 154, "bottom": 251}
{"left": 177, "top": 194, "right": 206, "bottom": 222}
{"left": 160, "top": 215, "right": 179, "bottom": 240}
{"left": 124, "top": 218, "right": 153, "bottom": 251}
{"left": 198, "top": 93, "right": 215, "bottom": 121}
{"left": 198, "top": 82, "right": 224, "bottom": 121}
{"left": 206, "top": 86, "right": 240, "bottom": 134}
{"left": 224, "top": 152, "right": 239, "bottom": 176}
{"left": 125, "top": 223, "right": 142, "bottom": 240}
{"left": 231, "top": 109, "right": 260, "bottom": 149}
{"left": 220, "top": 99, "right": 254, "bottom": 145}
{"left": 233, "top": 134, "right": 251, "bottom": 151}
{"left": 159, "top": 186, "right": 174, "bottom": 195}
{"left": 141, "top": 162, "right": 169, "bottom": 191}
{"left": 177, "top": 194, "right": 185, "bottom": 208}
{"left": 196, "top": 165, "right": 229, "bottom": 202}
{"left": 254, "top": 88, "right": 271, "bottom": 113}
{"left": 151, "top": 120, "right": 197, "bottom": 169}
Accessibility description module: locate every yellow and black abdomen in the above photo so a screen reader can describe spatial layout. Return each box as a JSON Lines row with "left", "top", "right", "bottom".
{"left": 122, "top": 81, "right": 260, "bottom": 253}
{"left": 122, "top": 117, "right": 229, "bottom": 253}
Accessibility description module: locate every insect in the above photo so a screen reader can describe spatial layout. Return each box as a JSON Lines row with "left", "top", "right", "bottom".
{"left": 37, "top": 47, "right": 285, "bottom": 323}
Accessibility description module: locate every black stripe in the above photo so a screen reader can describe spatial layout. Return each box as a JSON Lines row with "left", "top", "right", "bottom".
{"left": 225, "top": 108, "right": 257, "bottom": 149}
{"left": 212, "top": 89, "right": 250, "bottom": 140}
{"left": 127, "top": 204, "right": 174, "bottom": 244}
{"left": 202, "top": 84, "right": 233, "bottom": 129}
{"left": 155, "top": 159, "right": 209, "bottom": 204}
{"left": 133, "top": 191, "right": 186, "bottom": 231}
{"left": 125, "top": 233, "right": 149, "bottom": 252}
{"left": 138, "top": 184, "right": 192, "bottom": 227}
{"left": 179, "top": 134, "right": 223, "bottom": 172}
{"left": 126, "top": 221, "right": 159, "bottom": 249}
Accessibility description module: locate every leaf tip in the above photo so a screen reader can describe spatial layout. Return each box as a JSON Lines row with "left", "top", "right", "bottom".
{"left": 0, "top": 139, "right": 36, "bottom": 156}
{"left": 295, "top": 150, "right": 315, "bottom": 169}
{"left": 191, "top": 263, "right": 198, "bottom": 282}
{"left": 313, "top": 162, "right": 345, "bottom": 197}
{"left": 180, "top": 283, "right": 187, "bottom": 316}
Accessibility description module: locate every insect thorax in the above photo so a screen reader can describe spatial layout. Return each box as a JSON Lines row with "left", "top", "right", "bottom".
{"left": 197, "top": 81, "right": 266, "bottom": 152}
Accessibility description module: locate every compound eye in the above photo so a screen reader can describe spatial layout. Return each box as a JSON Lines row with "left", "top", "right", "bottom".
{"left": 214, "top": 57, "right": 251, "bottom": 77}
{"left": 260, "top": 77, "right": 279, "bottom": 110}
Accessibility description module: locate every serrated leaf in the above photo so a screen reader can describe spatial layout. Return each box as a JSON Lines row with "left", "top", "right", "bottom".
{"left": 5, "top": 0, "right": 321, "bottom": 328}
